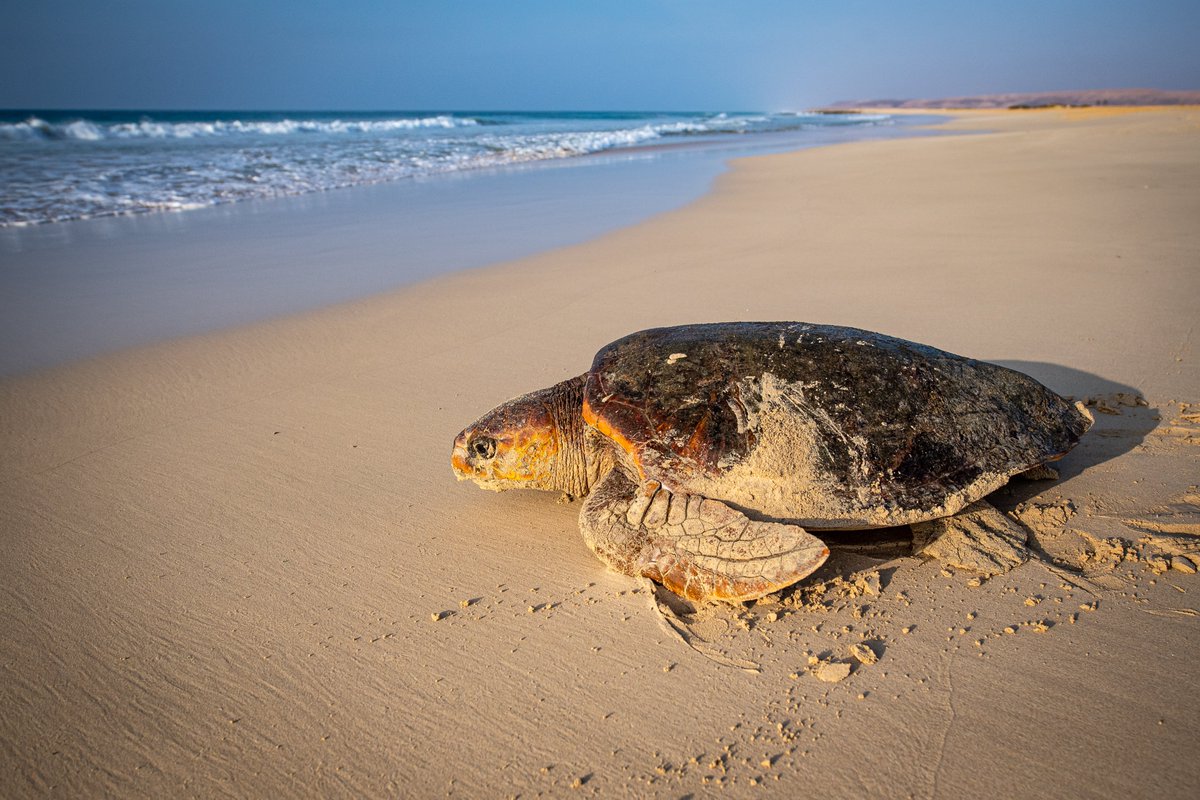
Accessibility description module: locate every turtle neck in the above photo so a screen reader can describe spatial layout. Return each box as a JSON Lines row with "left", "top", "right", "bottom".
{"left": 547, "top": 374, "right": 590, "bottom": 499}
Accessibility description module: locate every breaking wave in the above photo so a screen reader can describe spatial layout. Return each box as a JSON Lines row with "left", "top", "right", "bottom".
{"left": 0, "top": 114, "right": 479, "bottom": 141}
{"left": 0, "top": 110, "right": 892, "bottom": 226}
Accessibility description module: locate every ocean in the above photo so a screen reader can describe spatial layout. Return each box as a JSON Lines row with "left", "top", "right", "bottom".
{"left": 0, "top": 109, "right": 892, "bottom": 227}
{"left": 0, "top": 108, "right": 935, "bottom": 376}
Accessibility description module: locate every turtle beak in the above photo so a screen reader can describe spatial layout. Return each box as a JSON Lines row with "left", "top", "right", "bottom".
{"left": 451, "top": 431, "right": 473, "bottom": 479}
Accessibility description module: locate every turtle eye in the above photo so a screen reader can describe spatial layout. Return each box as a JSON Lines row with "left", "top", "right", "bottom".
{"left": 470, "top": 436, "right": 497, "bottom": 460}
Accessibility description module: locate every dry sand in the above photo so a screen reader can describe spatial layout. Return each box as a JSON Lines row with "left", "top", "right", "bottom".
{"left": 2, "top": 107, "right": 1199, "bottom": 797}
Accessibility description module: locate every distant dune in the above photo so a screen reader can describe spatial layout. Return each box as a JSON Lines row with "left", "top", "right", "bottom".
{"left": 824, "top": 88, "right": 1200, "bottom": 109}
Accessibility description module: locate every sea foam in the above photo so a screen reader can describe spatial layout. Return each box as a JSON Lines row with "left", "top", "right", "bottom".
{"left": 0, "top": 110, "right": 890, "bottom": 226}
{"left": 0, "top": 114, "right": 479, "bottom": 141}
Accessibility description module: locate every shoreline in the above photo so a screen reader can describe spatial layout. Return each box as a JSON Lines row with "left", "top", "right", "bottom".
{"left": 2, "top": 107, "right": 1198, "bottom": 798}
{"left": 0, "top": 112, "right": 932, "bottom": 378}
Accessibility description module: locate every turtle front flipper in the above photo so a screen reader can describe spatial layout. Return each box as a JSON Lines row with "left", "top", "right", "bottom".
{"left": 579, "top": 470, "right": 828, "bottom": 603}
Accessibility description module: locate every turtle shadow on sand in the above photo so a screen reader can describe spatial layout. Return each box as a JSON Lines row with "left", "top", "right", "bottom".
{"left": 987, "top": 361, "right": 1156, "bottom": 507}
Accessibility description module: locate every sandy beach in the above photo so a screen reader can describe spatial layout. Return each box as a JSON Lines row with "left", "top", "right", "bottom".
{"left": 2, "top": 107, "right": 1199, "bottom": 797}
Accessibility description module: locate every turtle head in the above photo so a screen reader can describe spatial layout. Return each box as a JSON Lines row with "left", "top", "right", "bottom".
{"left": 452, "top": 375, "right": 588, "bottom": 496}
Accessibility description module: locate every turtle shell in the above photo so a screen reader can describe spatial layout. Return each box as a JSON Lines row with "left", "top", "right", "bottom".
{"left": 582, "top": 322, "right": 1091, "bottom": 528}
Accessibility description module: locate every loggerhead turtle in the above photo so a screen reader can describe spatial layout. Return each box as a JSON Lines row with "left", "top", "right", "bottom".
{"left": 451, "top": 323, "right": 1092, "bottom": 602}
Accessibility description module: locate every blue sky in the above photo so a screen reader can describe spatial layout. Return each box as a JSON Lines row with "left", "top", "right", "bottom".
{"left": 2, "top": 0, "right": 1197, "bottom": 110}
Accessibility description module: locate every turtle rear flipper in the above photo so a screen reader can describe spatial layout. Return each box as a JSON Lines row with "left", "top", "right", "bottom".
{"left": 579, "top": 470, "right": 828, "bottom": 603}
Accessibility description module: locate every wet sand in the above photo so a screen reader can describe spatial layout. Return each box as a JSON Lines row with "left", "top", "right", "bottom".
{"left": 2, "top": 107, "right": 1198, "bottom": 797}
{"left": 0, "top": 115, "right": 929, "bottom": 377}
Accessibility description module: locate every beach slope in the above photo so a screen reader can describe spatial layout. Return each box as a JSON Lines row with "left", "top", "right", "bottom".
{"left": 2, "top": 107, "right": 1199, "bottom": 797}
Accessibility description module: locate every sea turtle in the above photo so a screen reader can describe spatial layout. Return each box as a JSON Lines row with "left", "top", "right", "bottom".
{"left": 451, "top": 322, "right": 1092, "bottom": 602}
